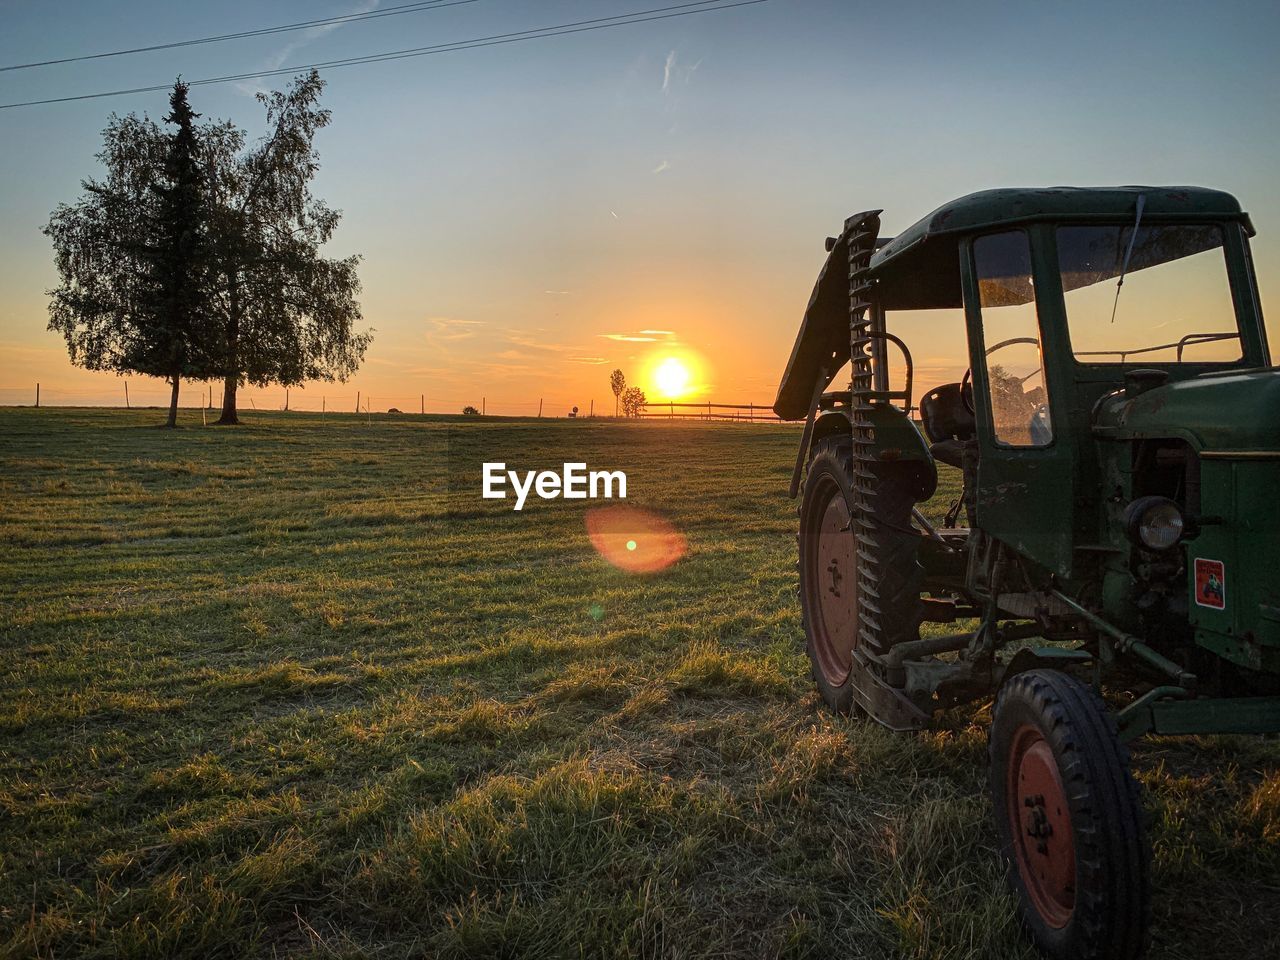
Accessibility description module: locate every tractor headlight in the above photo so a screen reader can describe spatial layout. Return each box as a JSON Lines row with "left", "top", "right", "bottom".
{"left": 1124, "top": 496, "right": 1184, "bottom": 551}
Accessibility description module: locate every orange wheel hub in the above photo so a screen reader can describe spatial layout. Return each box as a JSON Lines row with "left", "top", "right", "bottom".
{"left": 1006, "top": 723, "right": 1075, "bottom": 929}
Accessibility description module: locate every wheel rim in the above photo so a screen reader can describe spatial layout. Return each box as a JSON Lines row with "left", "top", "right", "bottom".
{"left": 804, "top": 476, "right": 858, "bottom": 687}
{"left": 1006, "top": 723, "right": 1075, "bottom": 929}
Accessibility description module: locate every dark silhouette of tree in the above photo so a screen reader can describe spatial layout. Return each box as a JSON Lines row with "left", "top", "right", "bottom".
{"left": 462, "top": 405, "right": 480, "bottom": 415}
{"left": 621, "top": 386, "right": 646, "bottom": 418}
{"left": 44, "top": 72, "right": 368, "bottom": 427}
{"left": 610, "top": 368, "right": 625, "bottom": 417}
{"left": 206, "top": 71, "right": 369, "bottom": 424}
{"left": 139, "top": 81, "right": 215, "bottom": 426}
{"left": 45, "top": 80, "right": 217, "bottom": 427}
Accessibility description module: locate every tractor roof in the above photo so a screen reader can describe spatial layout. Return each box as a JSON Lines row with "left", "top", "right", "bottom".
{"left": 774, "top": 186, "right": 1251, "bottom": 418}
{"left": 871, "top": 186, "right": 1250, "bottom": 310}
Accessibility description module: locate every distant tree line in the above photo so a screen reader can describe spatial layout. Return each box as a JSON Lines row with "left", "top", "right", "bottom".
{"left": 44, "top": 72, "right": 370, "bottom": 427}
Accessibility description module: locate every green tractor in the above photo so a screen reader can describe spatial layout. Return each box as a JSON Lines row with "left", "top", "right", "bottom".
{"left": 774, "top": 187, "right": 1280, "bottom": 960}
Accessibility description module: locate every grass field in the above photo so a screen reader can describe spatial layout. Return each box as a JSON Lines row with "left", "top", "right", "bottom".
{"left": 2, "top": 407, "right": 1278, "bottom": 959}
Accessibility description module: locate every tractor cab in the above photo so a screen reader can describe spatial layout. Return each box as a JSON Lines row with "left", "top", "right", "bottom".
{"left": 774, "top": 187, "right": 1279, "bottom": 960}
{"left": 779, "top": 187, "right": 1269, "bottom": 577}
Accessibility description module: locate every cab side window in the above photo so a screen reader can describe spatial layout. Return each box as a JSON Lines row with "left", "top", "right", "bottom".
{"left": 973, "top": 231, "right": 1053, "bottom": 447}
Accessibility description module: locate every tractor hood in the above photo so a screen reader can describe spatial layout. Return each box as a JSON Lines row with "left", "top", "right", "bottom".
{"left": 1093, "top": 368, "right": 1280, "bottom": 452}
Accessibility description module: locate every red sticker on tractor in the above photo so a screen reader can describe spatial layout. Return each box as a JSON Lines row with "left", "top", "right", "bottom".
{"left": 1194, "top": 558, "right": 1226, "bottom": 610}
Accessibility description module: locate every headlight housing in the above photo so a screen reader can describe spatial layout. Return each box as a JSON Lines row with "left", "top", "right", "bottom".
{"left": 1124, "top": 496, "right": 1184, "bottom": 551}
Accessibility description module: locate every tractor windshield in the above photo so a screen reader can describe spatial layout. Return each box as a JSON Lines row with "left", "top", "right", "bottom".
{"left": 1056, "top": 223, "right": 1242, "bottom": 363}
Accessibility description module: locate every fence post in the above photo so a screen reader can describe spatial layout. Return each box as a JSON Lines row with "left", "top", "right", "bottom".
{"left": 355, "top": 390, "right": 360, "bottom": 414}
{"left": 669, "top": 401, "right": 673, "bottom": 419}
{"left": 322, "top": 396, "right": 325, "bottom": 418}
{"left": 482, "top": 397, "right": 486, "bottom": 416}
{"left": 35, "top": 383, "right": 39, "bottom": 408}
{"left": 421, "top": 394, "right": 424, "bottom": 415}
{"left": 589, "top": 399, "right": 593, "bottom": 418}
{"left": 125, "top": 382, "right": 130, "bottom": 409}
{"left": 538, "top": 398, "right": 543, "bottom": 418}
{"left": 285, "top": 388, "right": 289, "bottom": 412}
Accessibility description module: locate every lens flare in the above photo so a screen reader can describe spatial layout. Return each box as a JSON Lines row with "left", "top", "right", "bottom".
{"left": 586, "top": 505, "right": 686, "bottom": 573}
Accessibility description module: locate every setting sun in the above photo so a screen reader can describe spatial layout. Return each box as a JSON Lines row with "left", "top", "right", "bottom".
{"left": 651, "top": 356, "right": 692, "bottom": 399}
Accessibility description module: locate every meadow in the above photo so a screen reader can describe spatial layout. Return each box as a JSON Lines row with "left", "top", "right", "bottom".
{"left": 1, "top": 407, "right": 1277, "bottom": 959}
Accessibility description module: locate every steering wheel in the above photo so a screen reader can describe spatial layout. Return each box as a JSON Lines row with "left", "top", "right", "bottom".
{"left": 959, "top": 337, "right": 1042, "bottom": 415}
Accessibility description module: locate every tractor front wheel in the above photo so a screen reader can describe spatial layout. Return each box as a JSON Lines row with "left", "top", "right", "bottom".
{"left": 797, "top": 436, "right": 861, "bottom": 712}
{"left": 989, "top": 669, "right": 1150, "bottom": 960}
{"left": 798, "top": 434, "right": 923, "bottom": 714}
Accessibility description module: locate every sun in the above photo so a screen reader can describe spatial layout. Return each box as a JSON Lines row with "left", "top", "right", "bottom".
{"left": 652, "top": 356, "right": 692, "bottom": 399}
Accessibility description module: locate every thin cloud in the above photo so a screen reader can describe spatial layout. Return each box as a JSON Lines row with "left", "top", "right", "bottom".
{"left": 425, "top": 316, "right": 484, "bottom": 343}
{"left": 364, "top": 355, "right": 411, "bottom": 369}
{"left": 504, "top": 333, "right": 577, "bottom": 353}
{"left": 567, "top": 356, "right": 608, "bottom": 364}
{"left": 600, "top": 329, "right": 677, "bottom": 343}
{"left": 237, "top": 0, "right": 381, "bottom": 96}
{"left": 405, "top": 365, "right": 457, "bottom": 377}
{"left": 662, "top": 50, "right": 701, "bottom": 96}
{"left": 478, "top": 361, "right": 538, "bottom": 377}
{"left": 652, "top": 159, "right": 670, "bottom": 174}
{"left": 543, "top": 289, "right": 572, "bottom": 295}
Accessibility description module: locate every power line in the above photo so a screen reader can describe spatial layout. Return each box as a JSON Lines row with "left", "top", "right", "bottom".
{"left": 0, "top": 0, "right": 770, "bottom": 110}
{"left": 188, "top": 0, "right": 754, "bottom": 85}
{"left": 0, "top": 0, "right": 481, "bottom": 73}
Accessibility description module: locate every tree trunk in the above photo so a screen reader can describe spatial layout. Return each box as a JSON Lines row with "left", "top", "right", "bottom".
{"left": 165, "top": 376, "right": 180, "bottom": 428}
{"left": 217, "top": 374, "right": 239, "bottom": 425}
{"left": 215, "top": 271, "right": 241, "bottom": 425}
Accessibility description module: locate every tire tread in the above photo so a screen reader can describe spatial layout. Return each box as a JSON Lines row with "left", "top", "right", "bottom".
{"left": 989, "top": 669, "right": 1150, "bottom": 960}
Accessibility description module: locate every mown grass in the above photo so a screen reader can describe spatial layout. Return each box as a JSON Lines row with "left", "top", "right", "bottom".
{"left": 0, "top": 407, "right": 1277, "bottom": 959}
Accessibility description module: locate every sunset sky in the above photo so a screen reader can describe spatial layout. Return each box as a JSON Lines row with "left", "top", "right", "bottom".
{"left": 1, "top": 0, "right": 1277, "bottom": 415}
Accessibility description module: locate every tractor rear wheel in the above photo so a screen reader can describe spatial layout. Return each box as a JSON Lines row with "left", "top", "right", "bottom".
{"left": 798, "top": 434, "right": 923, "bottom": 713}
{"left": 990, "top": 669, "right": 1150, "bottom": 960}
